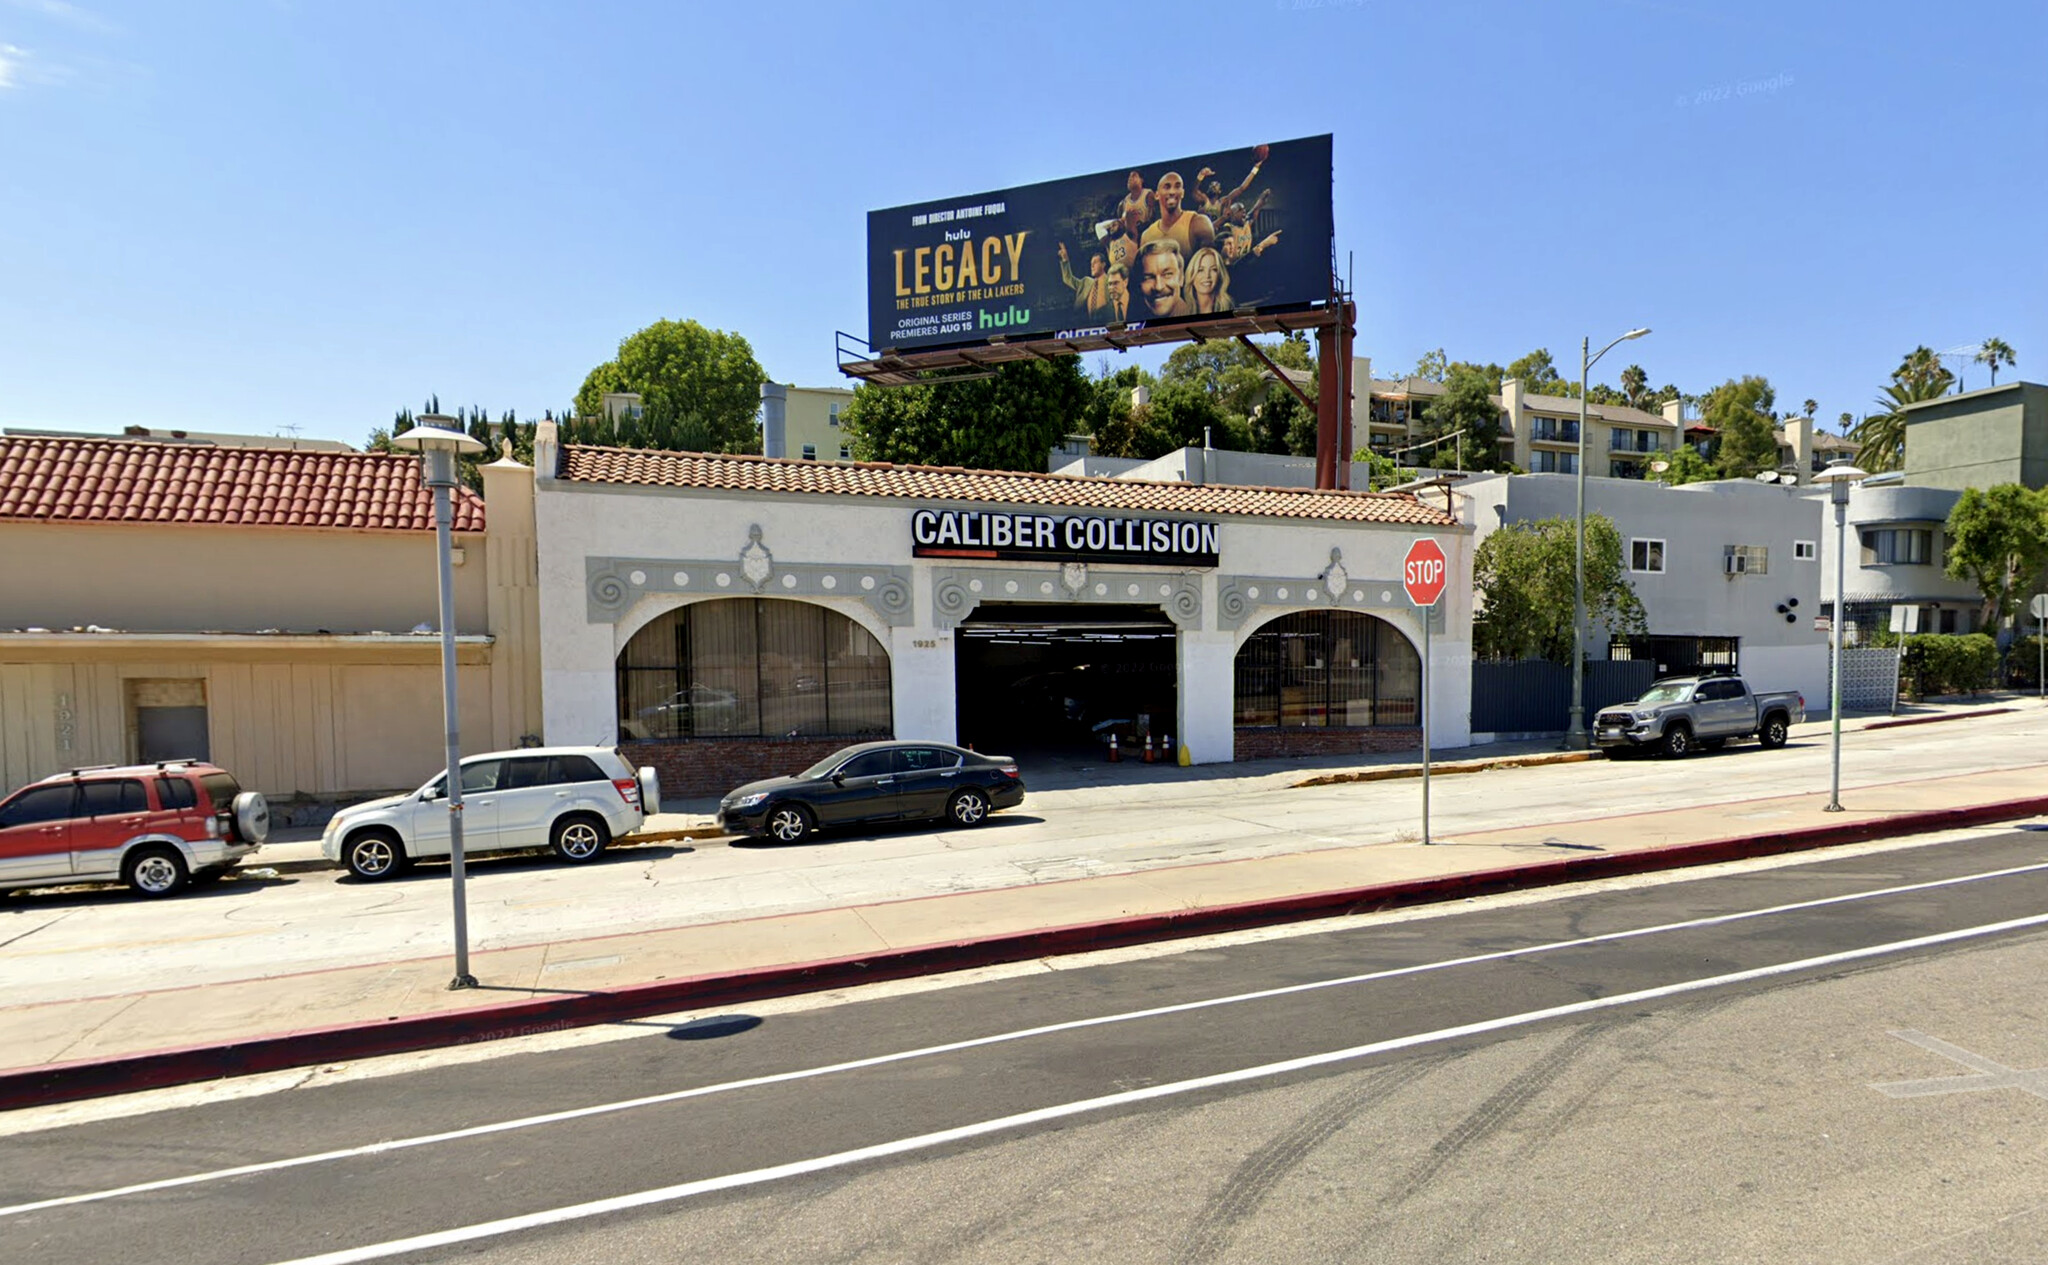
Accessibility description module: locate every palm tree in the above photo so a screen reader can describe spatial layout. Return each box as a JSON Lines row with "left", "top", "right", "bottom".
{"left": 1620, "top": 364, "right": 1648, "bottom": 410}
{"left": 1894, "top": 345, "right": 1953, "bottom": 394}
{"left": 1975, "top": 337, "right": 2017, "bottom": 386}
{"left": 1801, "top": 398, "right": 1818, "bottom": 420}
{"left": 1852, "top": 376, "right": 1952, "bottom": 472}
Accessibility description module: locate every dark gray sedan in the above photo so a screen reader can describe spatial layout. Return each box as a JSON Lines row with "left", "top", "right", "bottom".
{"left": 716, "top": 742, "right": 1025, "bottom": 843}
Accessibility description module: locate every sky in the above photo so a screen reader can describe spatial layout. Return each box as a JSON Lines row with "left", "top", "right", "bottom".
{"left": 2, "top": 0, "right": 2043, "bottom": 449}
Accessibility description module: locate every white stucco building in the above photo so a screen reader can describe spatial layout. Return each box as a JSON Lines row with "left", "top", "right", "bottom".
{"left": 531, "top": 422, "right": 1472, "bottom": 794}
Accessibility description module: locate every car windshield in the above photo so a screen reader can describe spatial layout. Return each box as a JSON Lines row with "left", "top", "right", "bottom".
{"left": 1637, "top": 682, "right": 1695, "bottom": 705}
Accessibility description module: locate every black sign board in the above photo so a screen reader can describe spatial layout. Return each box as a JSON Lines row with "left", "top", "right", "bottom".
{"left": 867, "top": 135, "right": 1334, "bottom": 354}
{"left": 912, "top": 509, "right": 1218, "bottom": 568}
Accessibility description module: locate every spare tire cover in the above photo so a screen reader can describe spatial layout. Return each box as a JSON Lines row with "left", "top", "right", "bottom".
{"left": 233, "top": 791, "right": 271, "bottom": 844}
{"left": 636, "top": 766, "right": 661, "bottom": 816}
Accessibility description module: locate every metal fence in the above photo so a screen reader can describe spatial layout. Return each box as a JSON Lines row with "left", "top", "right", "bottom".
{"left": 1469, "top": 658, "right": 1658, "bottom": 735}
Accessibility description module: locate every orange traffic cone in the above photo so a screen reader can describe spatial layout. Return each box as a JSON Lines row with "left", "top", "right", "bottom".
{"left": 1108, "top": 733, "right": 1121, "bottom": 762}
{"left": 1143, "top": 735, "right": 1155, "bottom": 763}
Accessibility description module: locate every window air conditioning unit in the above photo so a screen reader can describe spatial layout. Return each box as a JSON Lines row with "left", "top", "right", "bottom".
{"left": 1724, "top": 552, "right": 1749, "bottom": 576}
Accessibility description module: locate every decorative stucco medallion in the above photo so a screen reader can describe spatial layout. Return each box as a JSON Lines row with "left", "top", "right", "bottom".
{"left": 1060, "top": 561, "right": 1087, "bottom": 596}
{"left": 739, "top": 525, "right": 774, "bottom": 591}
{"left": 1321, "top": 548, "right": 1349, "bottom": 600}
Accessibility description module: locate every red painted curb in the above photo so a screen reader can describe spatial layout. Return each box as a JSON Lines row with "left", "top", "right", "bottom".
{"left": 1866, "top": 707, "right": 2014, "bottom": 731}
{"left": 5, "top": 794, "right": 2046, "bottom": 1112}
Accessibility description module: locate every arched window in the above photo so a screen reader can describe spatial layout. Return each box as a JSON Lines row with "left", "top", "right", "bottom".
{"left": 1234, "top": 610, "right": 1420, "bottom": 728}
{"left": 616, "top": 599, "right": 892, "bottom": 740}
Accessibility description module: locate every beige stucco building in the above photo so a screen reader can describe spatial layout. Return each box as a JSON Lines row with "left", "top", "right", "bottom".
{"left": 0, "top": 435, "right": 542, "bottom": 799}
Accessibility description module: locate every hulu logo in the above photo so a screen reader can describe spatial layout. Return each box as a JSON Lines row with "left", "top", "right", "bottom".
{"left": 979, "top": 306, "right": 1031, "bottom": 330}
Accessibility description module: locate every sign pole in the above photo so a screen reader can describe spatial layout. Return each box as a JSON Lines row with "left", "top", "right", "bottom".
{"left": 1402, "top": 538, "right": 1449, "bottom": 846}
{"left": 1421, "top": 611, "right": 1431, "bottom": 845}
{"left": 2034, "top": 593, "right": 2047, "bottom": 699}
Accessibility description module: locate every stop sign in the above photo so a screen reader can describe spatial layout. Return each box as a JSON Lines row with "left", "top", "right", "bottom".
{"left": 1403, "top": 538, "right": 1448, "bottom": 608}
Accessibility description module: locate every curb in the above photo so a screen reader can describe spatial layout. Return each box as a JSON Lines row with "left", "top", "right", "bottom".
{"left": 1295, "top": 750, "right": 1594, "bottom": 788}
{"left": 256, "top": 827, "right": 728, "bottom": 875}
{"left": 1866, "top": 707, "right": 2015, "bottom": 731}
{"left": 6, "top": 793, "right": 2046, "bottom": 1112}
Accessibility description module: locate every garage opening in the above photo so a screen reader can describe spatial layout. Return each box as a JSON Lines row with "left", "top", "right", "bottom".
{"left": 955, "top": 604, "right": 1178, "bottom": 758}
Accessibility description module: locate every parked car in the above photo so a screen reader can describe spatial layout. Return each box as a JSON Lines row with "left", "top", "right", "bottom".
{"left": 322, "top": 747, "right": 659, "bottom": 880}
{"left": 1594, "top": 673, "right": 1805, "bottom": 757}
{"left": 717, "top": 742, "right": 1025, "bottom": 843}
{"left": 626, "top": 685, "right": 740, "bottom": 738}
{"left": 0, "top": 760, "right": 269, "bottom": 897}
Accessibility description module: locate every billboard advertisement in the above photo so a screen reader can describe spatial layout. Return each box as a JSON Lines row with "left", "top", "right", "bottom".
{"left": 866, "top": 135, "right": 1333, "bottom": 355}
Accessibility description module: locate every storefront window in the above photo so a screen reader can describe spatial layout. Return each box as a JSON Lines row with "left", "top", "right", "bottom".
{"left": 1233, "top": 611, "right": 1420, "bottom": 728}
{"left": 617, "top": 599, "right": 891, "bottom": 740}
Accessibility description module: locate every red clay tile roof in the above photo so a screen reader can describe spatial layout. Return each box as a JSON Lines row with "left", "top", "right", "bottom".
{"left": 0, "top": 437, "right": 486, "bottom": 532}
{"left": 559, "top": 446, "right": 1457, "bottom": 526}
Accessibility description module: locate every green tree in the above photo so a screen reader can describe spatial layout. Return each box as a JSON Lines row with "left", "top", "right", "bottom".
{"left": 1349, "top": 446, "right": 1403, "bottom": 491}
{"left": 573, "top": 319, "right": 767, "bottom": 454}
{"left": 1944, "top": 484, "right": 2048, "bottom": 635}
{"left": 1506, "top": 348, "right": 1566, "bottom": 394}
{"left": 1619, "top": 364, "right": 1649, "bottom": 410}
{"left": 1423, "top": 364, "right": 1510, "bottom": 471}
{"left": 1411, "top": 348, "right": 1448, "bottom": 382}
{"left": 1472, "top": 514, "right": 1647, "bottom": 662}
{"left": 1083, "top": 364, "right": 1154, "bottom": 460}
{"left": 1647, "top": 446, "right": 1719, "bottom": 486}
{"left": 1701, "top": 376, "right": 1779, "bottom": 477}
{"left": 842, "top": 357, "right": 1090, "bottom": 471}
{"left": 367, "top": 400, "right": 534, "bottom": 492}
{"left": 1975, "top": 337, "right": 2017, "bottom": 386}
{"left": 1851, "top": 349, "right": 1958, "bottom": 473}
{"left": 1801, "top": 398, "right": 1819, "bottom": 420}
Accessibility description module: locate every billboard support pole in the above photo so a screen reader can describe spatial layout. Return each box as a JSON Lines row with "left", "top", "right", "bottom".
{"left": 1315, "top": 319, "right": 1340, "bottom": 490}
{"left": 1336, "top": 299, "right": 1356, "bottom": 490}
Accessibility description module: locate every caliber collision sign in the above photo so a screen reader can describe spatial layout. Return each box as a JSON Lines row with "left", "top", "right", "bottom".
{"left": 912, "top": 509, "right": 1218, "bottom": 567}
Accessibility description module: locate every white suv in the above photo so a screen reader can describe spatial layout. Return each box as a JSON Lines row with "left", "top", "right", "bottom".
{"left": 321, "top": 747, "right": 659, "bottom": 881}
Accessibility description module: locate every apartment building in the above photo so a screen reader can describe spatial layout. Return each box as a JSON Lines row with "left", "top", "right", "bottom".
{"left": 759, "top": 384, "right": 857, "bottom": 463}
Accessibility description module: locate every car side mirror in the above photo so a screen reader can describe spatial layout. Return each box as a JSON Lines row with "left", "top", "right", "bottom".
{"left": 832, "top": 772, "right": 846, "bottom": 786}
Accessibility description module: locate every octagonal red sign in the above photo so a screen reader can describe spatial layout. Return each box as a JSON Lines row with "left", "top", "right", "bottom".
{"left": 1403, "top": 538, "right": 1448, "bottom": 607}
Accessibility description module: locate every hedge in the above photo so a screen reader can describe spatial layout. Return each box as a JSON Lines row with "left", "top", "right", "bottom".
{"left": 1900, "top": 633, "right": 1998, "bottom": 697}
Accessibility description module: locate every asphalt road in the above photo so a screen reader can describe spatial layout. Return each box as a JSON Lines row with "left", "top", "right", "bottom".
{"left": 5, "top": 707, "right": 2046, "bottom": 1006}
{"left": 6, "top": 824, "right": 2048, "bottom": 1263}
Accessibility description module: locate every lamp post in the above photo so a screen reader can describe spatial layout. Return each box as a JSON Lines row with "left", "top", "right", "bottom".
{"left": 391, "top": 414, "right": 487, "bottom": 988}
{"left": 1814, "top": 458, "right": 1869, "bottom": 812}
{"left": 1565, "top": 327, "right": 1652, "bottom": 749}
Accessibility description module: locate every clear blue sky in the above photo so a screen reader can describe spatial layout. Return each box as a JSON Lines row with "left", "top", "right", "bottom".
{"left": 3, "top": 0, "right": 2042, "bottom": 447}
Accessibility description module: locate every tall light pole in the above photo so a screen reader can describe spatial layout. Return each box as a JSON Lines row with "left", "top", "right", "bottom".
{"left": 1565, "top": 327, "right": 1652, "bottom": 749}
{"left": 392, "top": 414, "right": 487, "bottom": 988}
{"left": 1814, "top": 458, "right": 1868, "bottom": 812}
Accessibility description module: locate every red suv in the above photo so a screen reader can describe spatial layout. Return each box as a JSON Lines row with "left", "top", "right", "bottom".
{"left": 0, "top": 761, "right": 270, "bottom": 897}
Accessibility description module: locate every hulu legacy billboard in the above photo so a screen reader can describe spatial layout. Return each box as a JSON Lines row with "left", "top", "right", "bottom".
{"left": 866, "top": 135, "right": 1333, "bottom": 354}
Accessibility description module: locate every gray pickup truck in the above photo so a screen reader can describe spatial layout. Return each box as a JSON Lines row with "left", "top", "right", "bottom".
{"left": 1593, "top": 674, "right": 1805, "bottom": 757}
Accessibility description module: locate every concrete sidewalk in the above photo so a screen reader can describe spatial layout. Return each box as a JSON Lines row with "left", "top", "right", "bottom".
{"left": 4, "top": 728, "right": 2045, "bottom": 1110}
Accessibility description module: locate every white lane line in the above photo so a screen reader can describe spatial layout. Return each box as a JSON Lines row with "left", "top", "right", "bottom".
{"left": 265, "top": 910, "right": 2048, "bottom": 1265}
{"left": 8, "top": 857, "right": 2048, "bottom": 1221}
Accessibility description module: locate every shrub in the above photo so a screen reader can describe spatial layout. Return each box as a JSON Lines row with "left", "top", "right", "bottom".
{"left": 1900, "top": 633, "right": 1998, "bottom": 697}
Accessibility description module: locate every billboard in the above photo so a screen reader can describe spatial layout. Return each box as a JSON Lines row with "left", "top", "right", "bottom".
{"left": 866, "top": 135, "right": 1333, "bottom": 356}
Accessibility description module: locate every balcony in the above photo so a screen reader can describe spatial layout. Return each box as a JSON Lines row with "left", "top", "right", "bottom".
{"left": 1530, "top": 420, "right": 1580, "bottom": 444}
{"left": 1609, "top": 430, "right": 1662, "bottom": 454}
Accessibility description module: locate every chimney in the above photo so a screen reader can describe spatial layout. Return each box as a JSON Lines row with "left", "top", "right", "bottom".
{"left": 1787, "top": 415, "right": 1813, "bottom": 484}
{"left": 760, "top": 383, "right": 788, "bottom": 459}
{"left": 1661, "top": 399, "right": 1685, "bottom": 426}
{"left": 1131, "top": 384, "right": 1151, "bottom": 409}
{"left": 533, "top": 418, "right": 560, "bottom": 481}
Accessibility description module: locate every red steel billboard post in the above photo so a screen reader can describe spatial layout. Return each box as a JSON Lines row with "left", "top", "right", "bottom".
{"left": 1405, "top": 538, "right": 1447, "bottom": 844}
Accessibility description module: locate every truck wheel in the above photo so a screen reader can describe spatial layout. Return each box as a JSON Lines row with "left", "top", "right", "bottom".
{"left": 1662, "top": 724, "right": 1695, "bottom": 758}
{"left": 1758, "top": 714, "right": 1789, "bottom": 748}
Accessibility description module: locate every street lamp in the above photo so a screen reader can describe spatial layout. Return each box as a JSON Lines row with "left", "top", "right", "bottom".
{"left": 391, "top": 414, "right": 487, "bottom": 988}
{"left": 1565, "top": 327, "right": 1652, "bottom": 749}
{"left": 1813, "top": 458, "right": 1869, "bottom": 812}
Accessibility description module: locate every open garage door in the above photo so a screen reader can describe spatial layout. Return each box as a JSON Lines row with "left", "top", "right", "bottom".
{"left": 955, "top": 604, "right": 1178, "bottom": 758}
